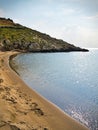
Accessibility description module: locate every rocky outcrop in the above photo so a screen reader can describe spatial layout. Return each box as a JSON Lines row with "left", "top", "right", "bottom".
{"left": 0, "top": 18, "right": 89, "bottom": 52}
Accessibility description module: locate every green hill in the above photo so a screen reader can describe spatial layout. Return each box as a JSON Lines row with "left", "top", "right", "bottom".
{"left": 0, "top": 18, "right": 88, "bottom": 52}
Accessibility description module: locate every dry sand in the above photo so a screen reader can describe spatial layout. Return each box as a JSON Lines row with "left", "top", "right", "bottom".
{"left": 0, "top": 51, "right": 89, "bottom": 130}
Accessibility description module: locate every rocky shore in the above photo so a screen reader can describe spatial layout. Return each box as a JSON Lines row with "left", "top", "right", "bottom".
{"left": 0, "top": 18, "right": 89, "bottom": 53}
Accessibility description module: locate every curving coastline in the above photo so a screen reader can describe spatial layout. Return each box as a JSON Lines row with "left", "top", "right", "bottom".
{"left": 0, "top": 51, "right": 89, "bottom": 130}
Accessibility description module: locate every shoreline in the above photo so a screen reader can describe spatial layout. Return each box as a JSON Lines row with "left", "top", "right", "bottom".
{"left": 0, "top": 51, "right": 89, "bottom": 130}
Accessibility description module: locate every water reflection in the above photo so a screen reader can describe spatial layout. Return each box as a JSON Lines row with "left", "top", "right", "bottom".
{"left": 12, "top": 50, "right": 98, "bottom": 130}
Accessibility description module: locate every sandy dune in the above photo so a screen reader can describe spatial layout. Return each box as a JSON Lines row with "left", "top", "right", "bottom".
{"left": 0, "top": 51, "right": 89, "bottom": 130}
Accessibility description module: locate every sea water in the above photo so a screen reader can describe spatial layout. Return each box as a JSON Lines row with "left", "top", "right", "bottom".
{"left": 11, "top": 49, "right": 98, "bottom": 130}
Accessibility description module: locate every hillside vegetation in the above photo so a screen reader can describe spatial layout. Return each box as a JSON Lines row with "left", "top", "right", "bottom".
{"left": 0, "top": 18, "right": 88, "bottom": 52}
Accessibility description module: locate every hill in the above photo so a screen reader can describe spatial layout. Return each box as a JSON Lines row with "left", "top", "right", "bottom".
{"left": 0, "top": 18, "right": 88, "bottom": 52}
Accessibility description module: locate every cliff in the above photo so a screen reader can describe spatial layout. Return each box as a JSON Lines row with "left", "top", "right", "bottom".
{"left": 0, "top": 18, "right": 88, "bottom": 52}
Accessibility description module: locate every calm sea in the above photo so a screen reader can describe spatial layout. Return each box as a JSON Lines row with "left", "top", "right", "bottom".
{"left": 11, "top": 49, "right": 98, "bottom": 130}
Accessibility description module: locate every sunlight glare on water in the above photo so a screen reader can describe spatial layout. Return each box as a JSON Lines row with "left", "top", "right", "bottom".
{"left": 12, "top": 49, "right": 98, "bottom": 130}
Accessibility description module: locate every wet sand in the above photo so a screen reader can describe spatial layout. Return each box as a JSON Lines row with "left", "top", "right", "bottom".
{"left": 0, "top": 51, "right": 89, "bottom": 130}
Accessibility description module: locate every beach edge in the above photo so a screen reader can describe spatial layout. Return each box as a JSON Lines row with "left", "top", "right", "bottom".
{"left": 0, "top": 51, "right": 89, "bottom": 130}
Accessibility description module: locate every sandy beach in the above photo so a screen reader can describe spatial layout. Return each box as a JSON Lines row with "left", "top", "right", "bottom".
{"left": 0, "top": 51, "right": 89, "bottom": 130}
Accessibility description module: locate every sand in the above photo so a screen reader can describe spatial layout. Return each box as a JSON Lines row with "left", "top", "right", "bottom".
{"left": 0, "top": 51, "right": 89, "bottom": 130}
